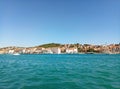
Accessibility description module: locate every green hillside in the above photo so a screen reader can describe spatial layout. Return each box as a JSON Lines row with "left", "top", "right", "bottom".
{"left": 38, "top": 43, "right": 61, "bottom": 48}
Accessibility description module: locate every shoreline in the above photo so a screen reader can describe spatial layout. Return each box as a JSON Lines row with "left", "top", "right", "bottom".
{"left": 0, "top": 53, "right": 120, "bottom": 55}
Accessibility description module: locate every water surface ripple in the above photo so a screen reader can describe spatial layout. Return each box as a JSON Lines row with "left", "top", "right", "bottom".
{"left": 0, "top": 54, "right": 120, "bottom": 89}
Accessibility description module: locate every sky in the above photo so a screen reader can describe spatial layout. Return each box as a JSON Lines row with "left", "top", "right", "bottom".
{"left": 0, "top": 0, "right": 120, "bottom": 47}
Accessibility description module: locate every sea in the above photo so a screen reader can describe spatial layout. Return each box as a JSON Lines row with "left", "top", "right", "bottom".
{"left": 0, "top": 54, "right": 120, "bottom": 89}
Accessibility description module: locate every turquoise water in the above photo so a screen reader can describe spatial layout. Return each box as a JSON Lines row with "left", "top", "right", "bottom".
{"left": 0, "top": 54, "right": 120, "bottom": 89}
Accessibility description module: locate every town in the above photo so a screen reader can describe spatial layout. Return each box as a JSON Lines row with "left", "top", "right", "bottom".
{"left": 0, "top": 43, "right": 120, "bottom": 54}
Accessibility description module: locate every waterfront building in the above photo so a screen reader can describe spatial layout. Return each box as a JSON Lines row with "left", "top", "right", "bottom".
{"left": 8, "top": 50, "right": 14, "bottom": 54}
{"left": 51, "top": 47, "right": 61, "bottom": 54}
{"left": 42, "top": 48, "right": 53, "bottom": 54}
{"left": 66, "top": 48, "right": 78, "bottom": 54}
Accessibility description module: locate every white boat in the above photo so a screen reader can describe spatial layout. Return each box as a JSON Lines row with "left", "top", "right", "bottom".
{"left": 13, "top": 53, "right": 20, "bottom": 55}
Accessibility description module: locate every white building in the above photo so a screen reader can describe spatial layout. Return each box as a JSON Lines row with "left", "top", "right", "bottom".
{"left": 66, "top": 48, "right": 78, "bottom": 54}
{"left": 22, "top": 49, "right": 26, "bottom": 53}
{"left": 8, "top": 50, "right": 14, "bottom": 54}
{"left": 42, "top": 48, "right": 53, "bottom": 54}
{"left": 50, "top": 48, "right": 61, "bottom": 54}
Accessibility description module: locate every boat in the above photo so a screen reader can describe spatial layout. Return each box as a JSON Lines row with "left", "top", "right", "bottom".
{"left": 13, "top": 53, "right": 20, "bottom": 55}
{"left": 85, "top": 52, "right": 94, "bottom": 54}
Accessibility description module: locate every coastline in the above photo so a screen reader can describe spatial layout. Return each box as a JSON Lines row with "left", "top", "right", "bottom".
{"left": 0, "top": 43, "right": 120, "bottom": 54}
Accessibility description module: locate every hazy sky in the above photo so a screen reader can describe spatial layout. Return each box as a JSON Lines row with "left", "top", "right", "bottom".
{"left": 0, "top": 0, "right": 120, "bottom": 47}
